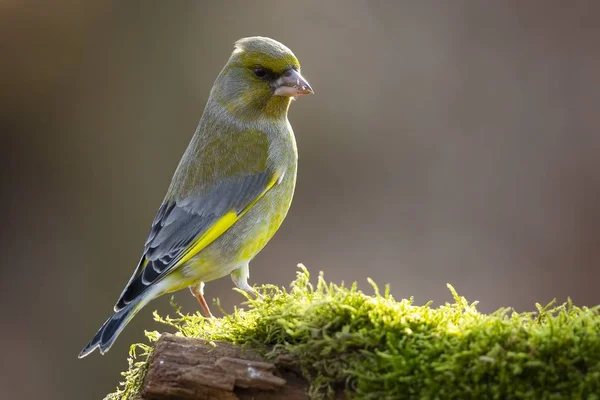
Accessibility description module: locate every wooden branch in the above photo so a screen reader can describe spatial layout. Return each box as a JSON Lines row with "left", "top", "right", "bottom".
{"left": 139, "top": 334, "right": 334, "bottom": 400}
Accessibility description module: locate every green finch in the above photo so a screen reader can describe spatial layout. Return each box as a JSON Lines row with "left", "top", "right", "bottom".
{"left": 79, "top": 37, "right": 312, "bottom": 358}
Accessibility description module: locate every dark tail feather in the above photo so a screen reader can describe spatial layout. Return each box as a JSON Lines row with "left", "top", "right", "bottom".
{"left": 78, "top": 298, "right": 141, "bottom": 358}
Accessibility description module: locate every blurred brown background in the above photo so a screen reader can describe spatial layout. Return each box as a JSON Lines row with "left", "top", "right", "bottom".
{"left": 1, "top": 1, "right": 599, "bottom": 399}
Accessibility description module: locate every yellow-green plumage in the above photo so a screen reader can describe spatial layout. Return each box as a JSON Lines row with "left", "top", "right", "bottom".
{"left": 79, "top": 36, "right": 312, "bottom": 358}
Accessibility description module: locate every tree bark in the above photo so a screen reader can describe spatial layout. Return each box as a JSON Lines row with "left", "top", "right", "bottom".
{"left": 139, "top": 334, "right": 328, "bottom": 400}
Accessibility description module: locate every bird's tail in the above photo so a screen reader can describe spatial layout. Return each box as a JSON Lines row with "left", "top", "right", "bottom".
{"left": 78, "top": 294, "right": 148, "bottom": 358}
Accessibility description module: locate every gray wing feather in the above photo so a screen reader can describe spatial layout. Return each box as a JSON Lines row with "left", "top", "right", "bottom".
{"left": 114, "top": 171, "right": 272, "bottom": 310}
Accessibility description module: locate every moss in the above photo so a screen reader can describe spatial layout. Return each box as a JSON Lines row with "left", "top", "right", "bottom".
{"left": 106, "top": 265, "right": 600, "bottom": 399}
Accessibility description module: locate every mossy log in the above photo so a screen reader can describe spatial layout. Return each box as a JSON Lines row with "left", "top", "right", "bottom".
{"left": 139, "top": 334, "right": 321, "bottom": 400}
{"left": 107, "top": 267, "right": 600, "bottom": 400}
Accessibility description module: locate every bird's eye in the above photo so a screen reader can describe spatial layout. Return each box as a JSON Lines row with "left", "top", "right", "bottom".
{"left": 253, "top": 67, "right": 269, "bottom": 79}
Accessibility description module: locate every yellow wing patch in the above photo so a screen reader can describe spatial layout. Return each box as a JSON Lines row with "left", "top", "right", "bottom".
{"left": 175, "top": 172, "right": 280, "bottom": 267}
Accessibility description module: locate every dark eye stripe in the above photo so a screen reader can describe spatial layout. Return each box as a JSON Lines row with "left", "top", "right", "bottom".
{"left": 253, "top": 67, "right": 275, "bottom": 80}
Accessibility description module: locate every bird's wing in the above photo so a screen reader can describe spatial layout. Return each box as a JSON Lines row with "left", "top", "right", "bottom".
{"left": 114, "top": 171, "right": 280, "bottom": 311}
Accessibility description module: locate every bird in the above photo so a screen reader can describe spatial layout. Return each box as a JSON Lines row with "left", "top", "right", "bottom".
{"left": 79, "top": 36, "right": 313, "bottom": 358}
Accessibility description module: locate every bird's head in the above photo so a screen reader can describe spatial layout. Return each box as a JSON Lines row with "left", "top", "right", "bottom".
{"left": 212, "top": 36, "right": 313, "bottom": 120}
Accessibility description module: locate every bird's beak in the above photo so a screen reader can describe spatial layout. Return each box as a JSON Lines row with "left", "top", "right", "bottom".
{"left": 273, "top": 69, "right": 313, "bottom": 97}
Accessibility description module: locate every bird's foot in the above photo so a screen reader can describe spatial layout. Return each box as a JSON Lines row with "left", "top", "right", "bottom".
{"left": 189, "top": 284, "right": 214, "bottom": 318}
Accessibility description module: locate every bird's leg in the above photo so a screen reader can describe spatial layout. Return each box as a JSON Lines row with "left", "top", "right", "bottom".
{"left": 189, "top": 281, "right": 214, "bottom": 318}
{"left": 231, "top": 264, "right": 264, "bottom": 299}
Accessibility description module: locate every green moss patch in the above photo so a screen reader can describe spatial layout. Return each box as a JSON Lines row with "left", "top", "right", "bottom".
{"left": 106, "top": 265, "right": 600, "bottom": 399}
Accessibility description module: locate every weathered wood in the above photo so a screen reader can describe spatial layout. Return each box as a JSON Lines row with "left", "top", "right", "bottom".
{"left": 139, "top": 334, "right": 320, "bottom": 400}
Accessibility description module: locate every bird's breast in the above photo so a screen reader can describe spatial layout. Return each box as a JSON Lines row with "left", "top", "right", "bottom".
{"left": 232, "top": 123, "right": 298, "bottom": 261}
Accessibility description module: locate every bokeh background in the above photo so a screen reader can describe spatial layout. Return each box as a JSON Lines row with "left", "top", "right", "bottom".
{"left": 1, "top": 1, "right": 600, "bottom": 399}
